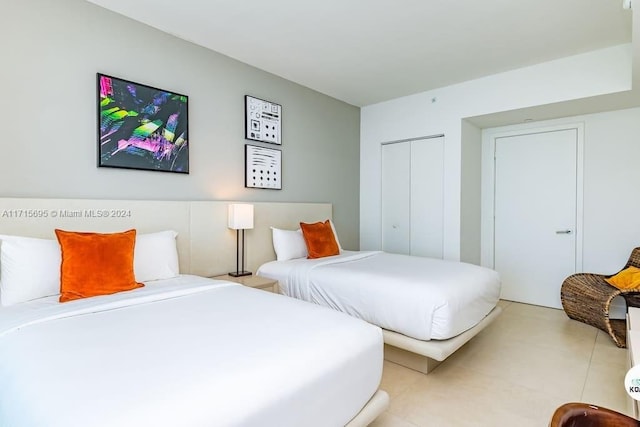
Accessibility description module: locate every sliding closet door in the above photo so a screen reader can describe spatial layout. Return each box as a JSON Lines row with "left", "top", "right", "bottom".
{"left": 410, "top": 137, "right": 444, "bottom": 258}
{"left": 381, "top": 142, "right": 411, "bottom": 254}
{"left": 381, "top": 136, "right": 444, "bottom": 257}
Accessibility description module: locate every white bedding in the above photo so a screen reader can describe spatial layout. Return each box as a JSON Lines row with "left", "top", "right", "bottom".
{"left": 0, "top": 275, "right": 383, "bottom": 427}
{"left": 258, "top": 251, "right": 501, "bottom": 341}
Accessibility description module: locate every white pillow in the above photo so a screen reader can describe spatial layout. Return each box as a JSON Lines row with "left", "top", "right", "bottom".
{"left": 134, "top": 230, "right": 180, "bottom": 282}
{"left": 328, "top": 219, "right": 343, "bottom": 252}
{"left": 0, "top": 234, "right": 61, "bottom": 307}
{"left": 271, "top": 227, "right": 308, "bottom": 261}
{"left": 0, "top": 230, "right": 180, "bottom": 306}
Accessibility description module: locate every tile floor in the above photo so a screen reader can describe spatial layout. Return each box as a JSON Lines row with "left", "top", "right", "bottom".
{"left": 370, "top": 300, "right": 630, "bottom": 427}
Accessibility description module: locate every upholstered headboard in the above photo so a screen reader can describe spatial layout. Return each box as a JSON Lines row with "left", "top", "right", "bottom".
{"left": 0, "top": 198, "right": 332, "bottom": 276}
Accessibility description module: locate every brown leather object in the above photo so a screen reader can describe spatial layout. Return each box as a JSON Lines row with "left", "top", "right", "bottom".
{"left": 549, "top": 403, "right": 640, "bottom": 427}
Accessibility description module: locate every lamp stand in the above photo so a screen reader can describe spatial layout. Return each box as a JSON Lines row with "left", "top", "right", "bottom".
{"left": 229, "top": 229, "right": 252, "bottom": 277}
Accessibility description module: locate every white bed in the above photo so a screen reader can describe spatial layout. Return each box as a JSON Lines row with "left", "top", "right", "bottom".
{"left": 258, "top": 251, "right": 502, "bottom": 373}
{"left": 0, "top": 275, "right": 386, "bottom": 427}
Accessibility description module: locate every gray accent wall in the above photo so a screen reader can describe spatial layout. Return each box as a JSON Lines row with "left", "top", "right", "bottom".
{"left": 1, "top": 0, "right": 360, "bottom": 248}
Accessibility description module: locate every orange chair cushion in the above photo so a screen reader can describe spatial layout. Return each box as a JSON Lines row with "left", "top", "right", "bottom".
{"left": 55, "top": 229, "right": 143, "bottom": 302}
{"left": 300, "top": 220, "right": 340, "bottom": 259}
{"left": 606, "top": 266, "right": 640, "bottom": 290}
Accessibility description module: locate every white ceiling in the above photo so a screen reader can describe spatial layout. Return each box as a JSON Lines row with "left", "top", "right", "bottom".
{"left": 86, "top": 0, "right": 631, "bottom": 107}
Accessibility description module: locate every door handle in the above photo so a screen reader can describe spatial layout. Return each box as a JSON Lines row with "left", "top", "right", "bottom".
{"left": 555, "top": 230, "right": 572, "bottom": 234}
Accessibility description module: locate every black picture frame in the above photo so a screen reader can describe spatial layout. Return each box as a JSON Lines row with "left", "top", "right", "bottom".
{"left": 245, "top": 144, "right": 282, "bottom": 190}
{"left": 97, "top": 73, "right": 189, "bottom": 173}
{"left": 244, "top": 95, "right": 282, "bottom": 145}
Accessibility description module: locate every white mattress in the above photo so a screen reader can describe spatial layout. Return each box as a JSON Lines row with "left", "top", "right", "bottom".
{"left": 258, "top": 251, "right": 501, "bottom": 340}
{"left": 0, "top": 275, "right": 383, "bottom": 427}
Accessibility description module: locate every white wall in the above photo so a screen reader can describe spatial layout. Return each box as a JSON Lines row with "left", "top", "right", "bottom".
{"left": 361, "top": 44, "right": 632, "bottom": 259}
{"left": 0, "top": 0, "right": 361, "bottom": 248}
{"left": 582, "top": 108, "right": 640, "bottom": 272}
{"left": 460, "top": 120, "right": 482, "bottom": 264}
{"left": 480, "top": 107, "right": 640, "bottom": 274}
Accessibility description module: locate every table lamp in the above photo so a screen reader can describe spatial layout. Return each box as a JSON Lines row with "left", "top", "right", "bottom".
{"left": 228, "top": 203, "right": 254, "bottom": 277}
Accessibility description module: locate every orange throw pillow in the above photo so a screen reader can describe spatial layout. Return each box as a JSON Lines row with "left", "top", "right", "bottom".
{"left": 300, "top": 220, "right": 340, "bottom": 259}
{"left": 606, "top": 267, "right": 640, "bottom": 290}
{"left": 55, "top": 229, "right": 143, "bottom": 302}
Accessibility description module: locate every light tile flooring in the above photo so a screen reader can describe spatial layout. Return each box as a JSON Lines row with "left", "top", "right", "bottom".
{"left": 370, "top": 300, "right": 630, "bottom": 427}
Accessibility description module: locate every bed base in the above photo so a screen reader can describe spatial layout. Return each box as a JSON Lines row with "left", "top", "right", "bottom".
{"left": 383, "top": 344, "right": 443, "bottom": 373}
{"left": 382, "top": 305, "right": 503, "bottom": 374}
{"left": 345, "top": 389, "right": 389, "bottom": 427}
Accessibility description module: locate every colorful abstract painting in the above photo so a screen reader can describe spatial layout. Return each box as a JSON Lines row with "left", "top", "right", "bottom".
{"left": 97, "top": 74, "right": 189, "bottom": 173}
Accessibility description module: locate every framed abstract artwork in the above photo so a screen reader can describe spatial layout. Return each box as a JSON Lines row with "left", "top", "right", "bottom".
{"left": 245, "top": 95, "right": 281, "bottom": 145}
{"left": 97, "top": 73, "right": 189, "bottom": 173}
{"left": 245, "top": 144, "right": 282, "bottom": 190}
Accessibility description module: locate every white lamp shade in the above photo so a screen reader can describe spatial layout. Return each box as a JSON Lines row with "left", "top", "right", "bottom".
{"left": 228, "top": 204, "right": 254, "bottom": 230}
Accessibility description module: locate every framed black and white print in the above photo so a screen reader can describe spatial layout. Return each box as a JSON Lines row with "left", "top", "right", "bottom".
{"left": 245, "top": 145, "right": 282, "bottom": 190}
{"left": 97, "top": 73, "right": 189, "bottom": 173}
{"left": 245, "top": 95, "right": 281, "bottom": 145}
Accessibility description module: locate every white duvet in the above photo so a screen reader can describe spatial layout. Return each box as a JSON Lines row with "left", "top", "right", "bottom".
{"left": 258, "top": 251, "right": 501, "bottom": 340}
{"left": 0, "top": 275, "right": 383, "bottom": 427}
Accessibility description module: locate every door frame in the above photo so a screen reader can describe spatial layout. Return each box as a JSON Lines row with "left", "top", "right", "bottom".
{"left": 480, "top": 122, "right": 584, "bottom": 272}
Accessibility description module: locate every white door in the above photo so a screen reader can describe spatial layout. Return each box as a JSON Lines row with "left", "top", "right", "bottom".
{"left": 494, "top": 129, "right": 577, "bottom": 309}
{"left": 381, "top": 142, "right": 411, "bottom": 254}
{"left": 410, "top": 137, "right": 444, "bottom": 258}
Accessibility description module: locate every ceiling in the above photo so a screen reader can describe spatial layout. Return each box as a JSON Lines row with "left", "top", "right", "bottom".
{"left": 86, "top": 0, "right": 631, "bottom": 107}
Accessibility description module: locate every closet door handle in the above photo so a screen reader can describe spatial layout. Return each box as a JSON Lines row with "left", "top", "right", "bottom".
{"left": 555, "top": 230, "right": 572, "bottom": 234}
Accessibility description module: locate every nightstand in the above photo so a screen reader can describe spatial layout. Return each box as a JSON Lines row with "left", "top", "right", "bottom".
{"left": 213, "top": 274, "right": 279, "bottom": 293}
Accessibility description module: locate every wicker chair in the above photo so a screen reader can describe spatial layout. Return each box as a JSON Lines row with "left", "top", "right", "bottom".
{"left": 561, "top": 247, "right": 640, "bottom": 348}
{"left": 549, "top": 402, "right": 640, "bottom": 426}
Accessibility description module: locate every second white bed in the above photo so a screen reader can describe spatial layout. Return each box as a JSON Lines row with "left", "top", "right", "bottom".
{"left": 258, "top": 251, "right": 501, "bottom": 341}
